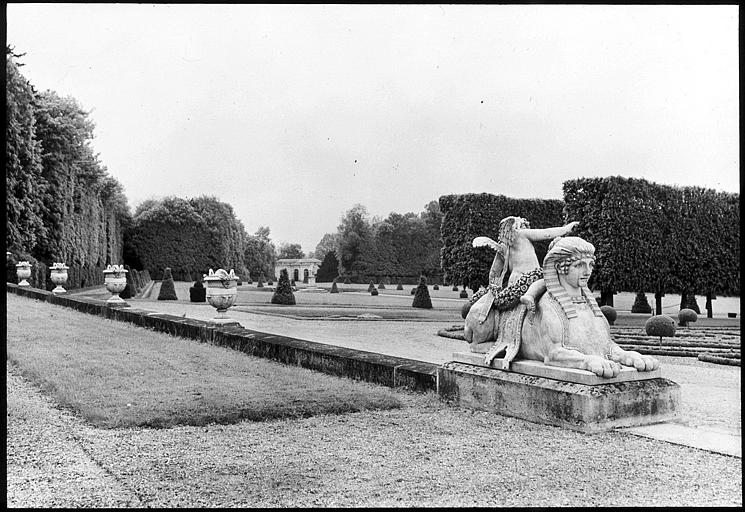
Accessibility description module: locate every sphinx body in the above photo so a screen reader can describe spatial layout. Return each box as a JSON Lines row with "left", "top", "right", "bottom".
{"left": 465, "top": 235, "right": 659, "bottom": 378}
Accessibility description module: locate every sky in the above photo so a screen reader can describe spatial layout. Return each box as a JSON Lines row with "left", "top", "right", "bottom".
{"left": 6, "top": 4, "right": 740, "bottom": 254}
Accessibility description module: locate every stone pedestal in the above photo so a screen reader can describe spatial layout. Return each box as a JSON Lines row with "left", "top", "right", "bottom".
{"left": 439, "top": 358, "right": 680, "bottom": 433}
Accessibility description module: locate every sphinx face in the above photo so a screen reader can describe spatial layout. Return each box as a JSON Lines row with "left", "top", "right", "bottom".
{"left": 563, "top": 257, "right": 594, "bottom": 289}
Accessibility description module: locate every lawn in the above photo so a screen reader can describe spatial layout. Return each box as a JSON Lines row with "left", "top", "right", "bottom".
{"left": 5, "top": 294, "right": 402, "bottom": 429}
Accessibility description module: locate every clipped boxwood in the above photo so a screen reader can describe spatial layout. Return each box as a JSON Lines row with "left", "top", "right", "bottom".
{"left": 459, "top": 289, "right": 468, "bottom": 299}
{"left": 271, "top": 269, "right": 296, "bottom": 305}
{"left": 600, "top": 305, "right": 617, "bottom": 325}
{"left": 330, "top": 279, "right": 339, "bottom": 293}
{"left": 396, "top": 279, "right": 404, "bottom": 291}
{"left": 378, "top": 282, "right": 385, "bottom": 290}
{"left": 367, "top": 281, "right": 375, "bottom": 292}
{"left": 631, "top": 292, "right": 652, "bottom": 314}
{"left": 645, "top": 315, "right": 676, "bottom": 346}
{"left": 371, "top": 288, "right": 379, "bottom": 296}
{"left": 157, "top": 267, "right": 178, "bottom": 300}
{"left": 412, "top": 276, "right": 433, "bottom": 309}
{"left": 189, "top": 279, "right": 206, "bottom": 302}
{"left": 678, "top": 308, "right": 698, "bottom": 327}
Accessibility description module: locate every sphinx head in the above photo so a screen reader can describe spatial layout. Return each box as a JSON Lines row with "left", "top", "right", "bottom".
{"left": 542, "top": 236, "right": 602, "bottom": 319}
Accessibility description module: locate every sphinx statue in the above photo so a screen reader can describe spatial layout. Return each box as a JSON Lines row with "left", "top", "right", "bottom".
{"left": 464, "top": 232, "right": 659, "bottom": 378}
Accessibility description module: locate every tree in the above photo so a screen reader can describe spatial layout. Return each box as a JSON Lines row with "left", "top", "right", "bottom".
{"left": 336, "top": 204, "right": 375, "bottom": 281}
{"left": 244, "top": 226, "right": 276, "bottom": 281}
{"left": 314, "top": 233, "right": 339, "bottom": 263}
{"left": 316, "top": 250, "right": 340, "bottom": 282}
{"left": 277, "top": 242, "right": 304, "bottom": 259}
{"left": 126, "top": 196, "right": 248, "bottom": 280}
{"left": 6, "top": 48, "right": 46, "bottom": 253}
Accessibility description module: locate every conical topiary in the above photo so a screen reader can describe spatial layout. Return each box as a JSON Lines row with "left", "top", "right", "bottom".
{"left": 271, "top": 269, "right": 296, "bottom": 305}
{"left": 378, "top": 281, "right": 385, "bottom": 290}
{"left": 412, "top": 275, "right": 433, "bottom": 309}
{"left": 157, "top": 267, "right": 178, "bottom": 300}
{"left": 631, "top": 292, "right": 652, "bottom": 314}
{"left": 396, "top": 279, "right": 404, "bottom": 291}
{"left": 330, "top": 279, "right": 339, "bottom": 293}
{"left": 368, "top": 281, "right": 375, "bottom": 292}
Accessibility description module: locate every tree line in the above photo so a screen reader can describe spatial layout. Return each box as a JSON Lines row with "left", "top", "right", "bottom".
{"left": 311, "top": 202, "right": 443, "bottom": 284}
{"left": 6, "top": 47, "right": 130, "bottom": 289}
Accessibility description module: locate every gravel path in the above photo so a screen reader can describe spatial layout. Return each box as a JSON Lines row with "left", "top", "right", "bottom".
{"left": 6, "top": 363, "right": 742, "bottom": 507}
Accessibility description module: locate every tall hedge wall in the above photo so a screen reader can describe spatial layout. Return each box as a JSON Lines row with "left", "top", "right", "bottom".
{"left": 439, "top": 193, "right": 566, "bottom": 291}
{"left": 125, "top": 196, "right": 249, "bottom": 281}
{"left": 563, "top": 177, "right": 739, "bottom": 297}
{"left": 6, "top": 50, "right": 130, "bottom": 290}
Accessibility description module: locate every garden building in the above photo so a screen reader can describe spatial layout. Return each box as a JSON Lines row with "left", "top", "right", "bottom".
{"left": 274, "top": 258, "right": 322, "bottom": 285}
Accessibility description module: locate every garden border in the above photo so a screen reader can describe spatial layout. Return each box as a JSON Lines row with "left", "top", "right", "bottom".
{"left": 6, "top": 283, "right": 439, "bottom": 393}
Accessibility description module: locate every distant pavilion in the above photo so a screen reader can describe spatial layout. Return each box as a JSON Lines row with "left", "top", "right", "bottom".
{"left": 274, "top": 258, "right": 322, "bottom": 285}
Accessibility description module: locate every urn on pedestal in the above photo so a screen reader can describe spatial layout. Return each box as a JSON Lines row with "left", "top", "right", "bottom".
{"left": 49, "top": 262, "right": 69, "bottom": 294}
{"left": 203, "top": 268, "right": 240, "bottom": 325}
{"left": 16, "top": 261, "right": 32, "bottom": 287}
{"left": 103, "top": 264, "right": 130, "bottom": 307}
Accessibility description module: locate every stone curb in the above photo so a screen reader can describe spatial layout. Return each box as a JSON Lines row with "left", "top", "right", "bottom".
{"left": 6, "top": 283, "right": 439, "bottom": 394}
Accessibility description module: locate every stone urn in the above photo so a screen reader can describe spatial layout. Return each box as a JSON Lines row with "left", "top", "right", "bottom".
{"left": 203, "top": 268, "right": 239, "bottom": 324}
{"left": 103, "top": 264, "right": 129, "bottom": 307}
{"left": 16, "top": 261, "right": 32, "bottom": 287}
{"left": 49, "top": 262, "right": 69, "bottom": 294}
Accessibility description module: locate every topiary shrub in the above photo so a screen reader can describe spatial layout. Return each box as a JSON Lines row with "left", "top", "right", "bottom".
{"left": 267, "top": 278, "right": 273, "bottom": 286}
{"left": 157, "top": 267, "right": 178, "bottom": 300}
{"left": 631, "top": 292, "right": 652, "bottom": 314}
{"left": 459, "top": 289, "right": 468, "bottom": 299}
{"left": 678, "top": 308, "right": 698, "bottom": 328}
{"left": 330, "top": 279, "right": 339, "bottom": 293}
{"left": 257, "top": 274, "right": 266, "bottom": 288}
{"left": 600, "top": 305, "right": 617, "bottom": 325}
{"left": 344, "top": 276, "right": 351, "bottom": 285}
{"left": 271, "top": 269, "right": 296, "bottom": 305}
{"left": 412, "top": 276, "right": 433, "bottom": 309}
{"left": 371, "top": 288, "right": 379, "bottom": 296}
{"left": 433, "top": 284, "right": 439, "bottom": 290}
{"left": 189, "top": 278, "right": 206, "bottom": 302}
{"left": 368, "top": 281, "right": 375, "bottom": 292}
{"left": 645, "top": 315, "right": 676, "bottom": 347}
{"left": 396, "top": 279, "right": 403, "bottom": 290}
{"left": 378, "top": 281, "right": 385, "bottom": 290}
{"left": 452, "top": 285, "right": 459, "bottom": 291}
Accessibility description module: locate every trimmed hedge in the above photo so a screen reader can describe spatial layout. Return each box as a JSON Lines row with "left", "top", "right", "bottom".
{"left": 439, "top": 193, "right": 565, "bottom": 292}
{"left": 189, "top": 279, "right": 206, "bottom": 302}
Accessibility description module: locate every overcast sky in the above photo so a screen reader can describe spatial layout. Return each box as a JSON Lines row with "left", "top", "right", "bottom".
{"left": 6, "top": 4, "right": 739, "bottom": 254}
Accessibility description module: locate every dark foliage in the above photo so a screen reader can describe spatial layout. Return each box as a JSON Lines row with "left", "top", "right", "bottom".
{"left": 271, "top": 269, "right": 296, "bottom": 305}
{"left": 189, "top": 278, "right": 206, "bottom": 302}
{"left": 157, "top": 267, "right": 178, "bottom": 300}
{"left": 439, "top": 193, "right": 565, "bottom": 292}
{"left": 600, "top": 305, "right": 617, "bottom": 325}
{"left": 412, "top": 275, "right": 433, "bottom": 309}
{"left": 631, "top": 292, "right": 652, "bottom": 314}
{"left": 330, "top": 279, "right": 339, "bottom": 293}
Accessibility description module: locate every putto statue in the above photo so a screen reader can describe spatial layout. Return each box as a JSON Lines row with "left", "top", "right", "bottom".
{"left": 464, "top": 216, "right": 579, "bottom": 350}
{"left": 464, "top": 220, "right": 660, "bottom": 378}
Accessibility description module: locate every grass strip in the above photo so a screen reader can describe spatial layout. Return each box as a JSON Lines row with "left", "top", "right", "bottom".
{"left": 6, "top": 294, "right": 402, "bottom": 429}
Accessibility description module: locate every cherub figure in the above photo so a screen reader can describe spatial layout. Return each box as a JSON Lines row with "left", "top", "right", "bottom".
{"left": 469, "top": 216, "right": 579, "bottom": 321}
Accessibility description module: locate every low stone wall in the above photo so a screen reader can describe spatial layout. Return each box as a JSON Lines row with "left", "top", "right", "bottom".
{"left": 6, "top": 283, "right": 439, "bottom": 393}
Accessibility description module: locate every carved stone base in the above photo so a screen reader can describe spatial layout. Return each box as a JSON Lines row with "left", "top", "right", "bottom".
{"left": 452, "top": 351, "right": 662, "bottom": 385}
{"left": 438, "top": 361, "right": 680, "bottom": 432}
